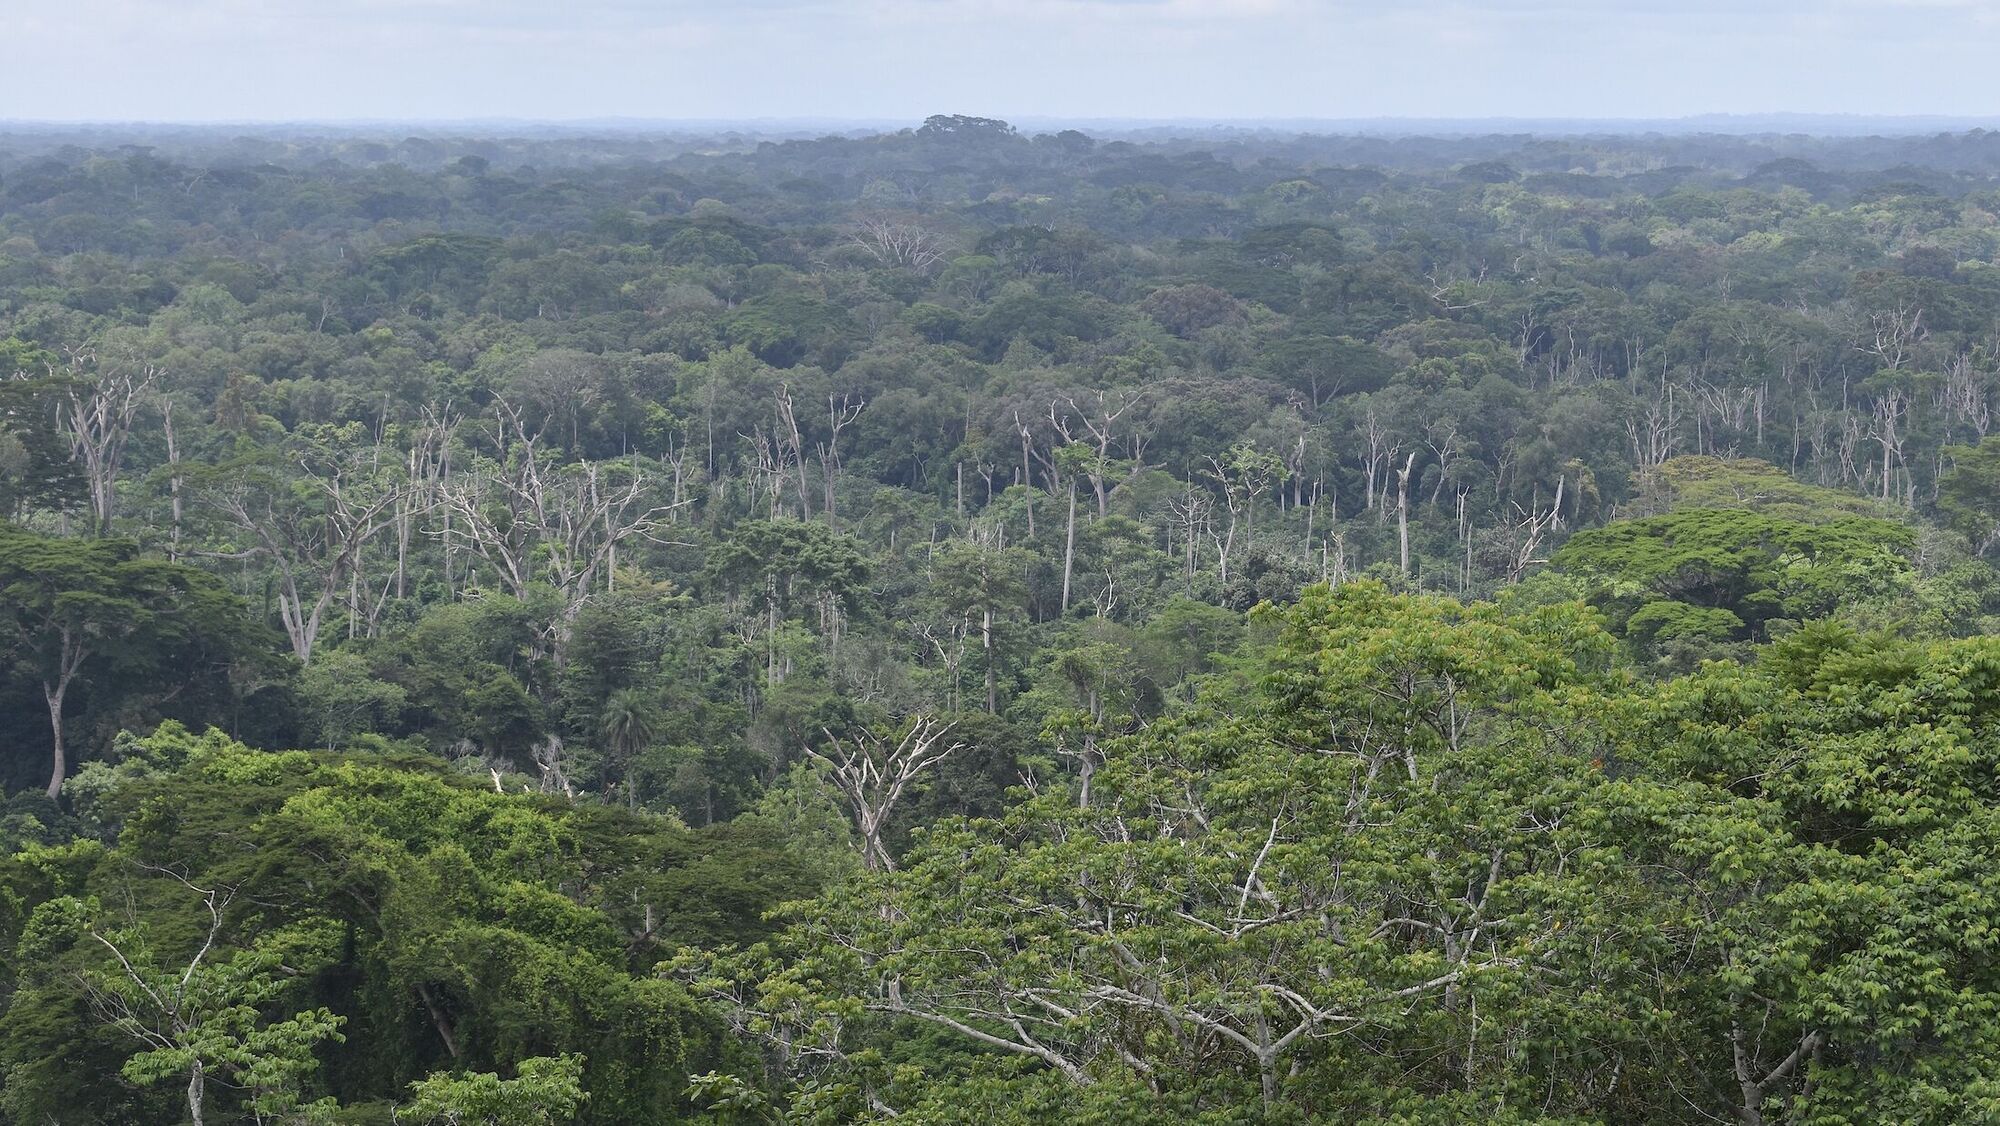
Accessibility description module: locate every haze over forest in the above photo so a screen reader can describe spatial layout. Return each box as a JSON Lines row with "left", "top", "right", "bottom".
{"left": 10, "top": 0, "right": 2000, "bottom": 121}
{"left": 7, "top": 0, "right": 2000, "bottom": 1122}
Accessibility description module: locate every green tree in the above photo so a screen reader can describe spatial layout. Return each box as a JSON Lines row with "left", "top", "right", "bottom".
{"left": 599, "top": 687, "right": 659, "bottom": 810}
{"left": 402, "top": 1054, "right": 588, "bottom": 1126}
{"left": 0, "top": 527, "right": 252, "bottom": 797}
{"left": 10, "top": 881, "right": 344, "bottom": 1126}
{"left": 1939, "top": 435, "right": 2000, "bottom": 553}
{"left": 690, "top": 583, "right": 1623, "bottom": 1116}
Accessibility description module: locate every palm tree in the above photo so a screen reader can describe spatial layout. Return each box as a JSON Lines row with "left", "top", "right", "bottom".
{"left": 599, "top": 689, "right": 657, "bottom": 811}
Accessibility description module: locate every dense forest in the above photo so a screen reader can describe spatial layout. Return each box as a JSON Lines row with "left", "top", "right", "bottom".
{"left": 6, "top": 115, "right": 2000, "bottom": 1122}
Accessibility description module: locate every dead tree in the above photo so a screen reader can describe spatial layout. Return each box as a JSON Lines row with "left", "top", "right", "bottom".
{"left": 159, "top": 396, "right": 186, "bottom": 560}
{"left": 1054, "top": 390, "right": 1143, "bottom": 517}
{"left": 851, "top": 217, "right": 953, "bottom": 272}
{"left": 818, "top": 392, "right": 866, "bottom": 520}
{"left": 1011, "top": 410, "right": 1038, "bottom": 537}
{"left": 809, "top": 716, "right": 963, "bottom": 871}
{"left": 440, "top": 401, "right": 687, "bottom": 655}
{"left": 62, "top": 351, "right": 157, "bottom": 536}
{"left": 207, "top": 454, "right": 402, "bottom": 666}
{"left": 361, "top": 407, "right": 455, "bottom": 634}
{"left": 1504, "top": 475, "right": 1567, "bottom": 584}
{"left": 1626, "top": 378, "right": 1683, "bottom": 476}
{"left": 775, "top": 385, "right": 813, "bottom": 520}
{"left": 1396, "top": 450, "right": 1420, "bottom": 575}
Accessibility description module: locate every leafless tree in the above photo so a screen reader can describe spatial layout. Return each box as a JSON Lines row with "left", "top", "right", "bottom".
{"left": 818, "top": 392, "right": 866, "bottom": 520}
{"left": 62, "top": 349, "right": 157, "bottom": 536}
{"left": 1503, "top": 475, "right": 1567, "bottom": 584}
{"left": 809, "top": 715, "right": 962, "bottom": 871}
{"left": 1395, "top": 450, "right": 1420, "bottom": 574}
{"left": 360, "top": 407, "right": 455, "bottom": 635}
{"left": 1938, "top": 354, "right": 1993, "bottom": 441}
{"left": 775, "top": 385, "right": 813, "bottom": 519}
{"left": 1870, "top": 383, "right": 1914, "bottom": 505}
{"left": 440, "top": 401, "right": 687, "bottom": 652}
{"left": 851, "top": 217, "right": 954, "bottom": 272}
{"left": 1359, "top": 408, "right": 1398, "bottom": 515}
{"left": 206, "top": 452, "right": 402, "bottom": 666}
{"left": 1053, "top": 390, "right": 1143, "bottom": 517}
{"left": 1857, "top": 304, "right": 1925, "bottom": 373}
{"left": 1626, "top": 378, "right": 1683, "bottom": 475}
{"left": 159, "top": 396, "right": 186, "bottom": 559}
{"left": 1011, "top": 409, "right": 1038, "bottom": 536}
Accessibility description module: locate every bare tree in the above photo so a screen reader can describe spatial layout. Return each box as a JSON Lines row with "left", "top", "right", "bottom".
{"left": 206, "top": 452, "right": 402, "bottom": 666}
{"left": 775, "top": 385, "right": 813, "bottom": 520}
{"left": 809, "top": 716, "right": 962, "bottom": 871}
{"left": 818, "top": 392, "right": 866, "bottom": 520}
{"left": 62, "top": 349, "right": 157, "bottom": 536}
{"left": 440, "top": 401, "right": 687, "bottom": 653}
{"left": 360, "top": 407, "right": 455, "bottom": 634}
{"left": 1938, "top": 353, "right": 1993, "bottom": 441}
{"left": 1395, "top": 450, "right": 1420, "bottom": 574}
{"left": 1503, "top": 475, "right": 1567, "bottom": 584}
{"left": 158, "top": 396, "right": 186, "bottom": 560}
{"left": 851, "top": 217, "right": 954, "bottom": 272}
{"left": 1011, "top": 409, "right": 1038, "bottom": 537}
{"left": 1359, "top": 408, "right": 1398, "bottom": 515}
{"left": 1053, "top": 390, "right": 1143, "bottom": 517}
{"left": 1857, "top": 304, "right": 1925, "bottom": 374}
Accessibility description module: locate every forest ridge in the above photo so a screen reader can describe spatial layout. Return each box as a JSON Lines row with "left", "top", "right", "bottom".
{"left": 3, "top": 115, "right": 2000, "bottom": 1123}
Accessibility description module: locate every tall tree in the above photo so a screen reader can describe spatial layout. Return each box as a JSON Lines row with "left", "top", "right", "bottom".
{"left": 0, "top": 528, "right": 249, "bottom": 797}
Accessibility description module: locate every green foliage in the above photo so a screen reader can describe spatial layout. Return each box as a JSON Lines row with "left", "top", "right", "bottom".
{"left": 1940, "top": 435, "right": 2000, "bottom": 552}
{"left": 1640, "top": 456, "right": 1898, "bottom": 523}
{"left": 402, "top": 1054, "right": 588, "bottom": 1126}
{"left": 0, "top": 525, "right": 263, "bottom": 795}
{"left": 0, "top": 727, "right": 818, "bottom": 1124}
{"left": 1552, "top": 506, "right": 1918, "bottom": 664}
{"left": 12, "top": 122, "right": 2000, "bottom": 1124}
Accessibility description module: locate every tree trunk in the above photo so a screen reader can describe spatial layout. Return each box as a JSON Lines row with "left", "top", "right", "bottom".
{"left": 163, "top": 402, "right": 185, "bottom": 561}
{"left": 1060, "top": 478, "right": 1078, "bottom": 613}
{"left": 43, "top": 679, "right": 66, "bottom": 799}
{"left": 1397, "top": 451, "right": 1419, "bottom": 575}
{"left": 1019, "top": 427, "right": 1036, "bottom": 537}
{"left": 983, "top": 607, "right": 997, "bottom": 714}
{"left": 186, "top": 1059, "right": 205, "bottom": 1126}
{"left": 416, "top": 982, "right": 462, "bottom": 1060}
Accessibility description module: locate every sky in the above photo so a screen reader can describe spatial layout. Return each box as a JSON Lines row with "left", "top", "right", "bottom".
{"left": 4, "top": 0, "right": 2000, "bottom": 124}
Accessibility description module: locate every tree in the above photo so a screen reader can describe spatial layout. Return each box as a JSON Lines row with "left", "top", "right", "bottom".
{"left": 10, "top": 728, "right": 811, "bottom": 1124}
{"left": 201, "top": 446, "right": 404, "bottom": 666}
{"left": 1939, "top": 435, "right": 2000, "bottom": 553}
{"left": 1604, "top": 624, "right": 2000, "bottom": 1124}
{"left": 807, "top": 715, "right": 960, "bottom": 871}
{"left": 57, "top": 884, "right": 345, "bottom": 1126}
{"left": 59, "top": 349, "right": 156, "bottom": 537}
{"left": 0, "top": 349, "right": 87, "bottom": 519}
{"left": 704, "top": 519, "right": 870, "bottom": 689}
{"left": 599, "top": 688, "right": 658, "bottom": 810}
{"left": 927, "top": 539, "right": 1032, "bottom": 714}
{"left": 401, "top": 1054, "right": 588, "bottom": 1126}
{"left": 442, "top": 400, "right": 685, "bottom": 652}
{"left": 0, "top": 527, "right": 250, "bottom": 797}
{"left": 692, "top": 584, "right": 1624, "bottom": 1116}
{"left": 1551, "top": 507, "right": 1919, "bottom": 657}
{"left": 297, "top": 649, "right": 406, "bottom": 751}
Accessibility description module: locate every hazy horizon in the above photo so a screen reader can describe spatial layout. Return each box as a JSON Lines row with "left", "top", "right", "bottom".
{"left": 6, "top": 113, "right": 2000, "bottom": 142}
{"left": 8, "top": 1, "right": 2000, "bottom": 125}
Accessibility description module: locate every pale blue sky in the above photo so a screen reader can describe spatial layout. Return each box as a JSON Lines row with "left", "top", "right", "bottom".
{"left": 5, "top": 0, "right": 1998, "bottom": 123}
